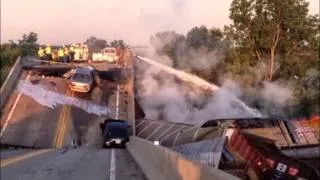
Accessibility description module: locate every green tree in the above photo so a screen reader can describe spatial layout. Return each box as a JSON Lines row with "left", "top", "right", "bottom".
{"left": 186, "top": 26, "right": 210, "bottom": 49}
{"left": 208, "top": 27, "right": 224, "bottom": 50}
{"left": 1, "top": 32, "right": 39, "bottom": 85}
{"left": 110, "top": 40, "right": 126, "bottom": 50}
{"left": 0, "top": 44, "right": 20, "bottom": 67}
{"left": 84, "top": 36, "right": 108, "bottom": 52}
{"left": 18, "top": 32, "right": 38, "bottom": 56}
{"left": 0, "top": 43, "right": 21, "bottom": 85}
{"left": 149, "top": 31, "right": 185, "bottom": 66}
{"left": 294, "top": 69, "right": 320, "bottom": 116}
{"left": 229, "top": 0, "right": 316, "bottom": 81}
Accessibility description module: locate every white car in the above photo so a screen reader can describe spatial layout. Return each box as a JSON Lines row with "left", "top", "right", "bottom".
{"left": 68, "top": 67, "right": 95, "bottom": 93}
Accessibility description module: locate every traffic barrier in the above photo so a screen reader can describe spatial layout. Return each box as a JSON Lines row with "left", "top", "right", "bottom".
{"left": 127, "top": 136, "right": 239, "bottom": 180}
{"left": 127, "top": 51, "right": 136, "bottom": 135}
{"left": 0, "top": 56, "right": 22, "bottom": 108}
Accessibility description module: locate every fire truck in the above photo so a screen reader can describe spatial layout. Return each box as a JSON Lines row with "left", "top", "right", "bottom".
{"left": 72, "top": 44, "right": 89, "bottom": 62}
{"left": 92, "top": 47, "right": 119, "bottom": 63}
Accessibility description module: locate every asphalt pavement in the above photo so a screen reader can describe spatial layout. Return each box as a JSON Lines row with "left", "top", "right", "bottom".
{"left": 1, "top": 148, "right": 146, "bottom": 180}
{"left": 0, "top": 60, "right": 145, "bottom": 180}
{"left": 0, "top": 71, "right": 68, "bottom": 148}
{"left": 0, "top": 67, "right": 119, "bottom": 148}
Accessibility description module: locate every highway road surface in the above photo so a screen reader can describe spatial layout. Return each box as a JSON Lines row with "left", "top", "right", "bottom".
{"left": 1, "top": 148, "right": 146, "bottom": 180}
{"left": 0, "top": 65, "right": 132, "bottom": 148}
{"left": 1, "top": 57, "right": 146, "bottom": 180}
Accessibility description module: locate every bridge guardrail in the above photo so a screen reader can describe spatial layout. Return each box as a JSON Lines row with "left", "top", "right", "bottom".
{"left": 127, "top": 136, "right": 239, "bottom": 180}
{"left": 1, "top": 56, "right": 22, "bottom": 108}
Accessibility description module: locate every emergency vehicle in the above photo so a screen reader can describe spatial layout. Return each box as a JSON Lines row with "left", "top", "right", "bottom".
{"left": 72, "top": 44, "right": 89, "bottom": 62}
{"left": 92, "top": 47, "right": 119, "bottom": 63}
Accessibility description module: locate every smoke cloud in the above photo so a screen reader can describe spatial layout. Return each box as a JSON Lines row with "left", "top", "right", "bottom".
{"left": 135, "top": 57, "right": 262, "bottom": 126}
{"left": 227, "top": 79, "right": 294, "bottom": 119}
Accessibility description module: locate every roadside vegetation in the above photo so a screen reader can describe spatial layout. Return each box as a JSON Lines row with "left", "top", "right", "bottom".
{"left": 150, "top": 0, "right": 319, "bottom": 118}
{"left": 0, "top": 32, "right": 38, "bottom": 86}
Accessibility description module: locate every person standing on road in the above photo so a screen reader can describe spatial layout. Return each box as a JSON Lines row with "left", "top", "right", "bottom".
{"left": 38, "top": 47, "right": 45, "bottom": 60}
{"left": 51, "top": 50, "right": 58, "bottom": 63}
{"left": 83, "top": 45, "right": 89, "bottom": 60}
{"left": 69, "top": 45, "right": 75, "bottom": 62}
{"left": 64, "top": 46, "right": 70, "bottom": 63}
{"left": 74, "top": 44, "right": 80, "bottom": 60}
{"left": 45, "top": 44, "right": 52, "bottom": 61}
{"left": 58, "top": 48, "right": 64, "bottom": 62}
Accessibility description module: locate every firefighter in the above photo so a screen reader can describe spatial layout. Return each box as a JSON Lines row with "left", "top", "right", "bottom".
{"left": 74, "top": 45, "right": 80, "bottom": 60}
{"left": 83, "top": 45, "right": 89, "bottom": 60}
{"left": 37, "top": 47, "right": 45, "bottom": 60}
{"left": 45, "top": 44, "right": 52, "bottom": 61}
{"left": 64, "top": 46, "right": 70, "bottom": 63}
{"left": 51, "top": 50, "right": 58, "bottom": 63}
{"left": 58, "top": 48, "right": 64, "bottom": 62}
{"left": 69, "top": 45, "right": 75, "bottom": 61}
{"left": 78, "top": 44, "right": 83, "bottom": 60}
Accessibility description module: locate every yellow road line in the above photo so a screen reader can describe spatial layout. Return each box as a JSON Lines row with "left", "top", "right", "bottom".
{"left": 53, "top": 90, "right": 70, "bottom": 148}
{"left": 56, "top": 91, "right": 74, "bottom": 148}
{"left": 60, "top": 91, "right": 74, "bottom": 148}
{"left": 57, "top": 104, "right": 71, "bottom": 148}
{"left": 53, "top": 91, "right": 68, "bottom": 147}
{"left": 56, "top": 105, "right": 67, "bottom": 148}
{"left": 53, "top": 105, "right": 66, "bottom": 147}
{"left": 61, "top": 91, "right": 74, "bottom": 147}
{"left": 1, "top": 149, "right": 53, "bottom": 168}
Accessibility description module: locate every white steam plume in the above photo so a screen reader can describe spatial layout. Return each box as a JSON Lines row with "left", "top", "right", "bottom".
{"left": 135, "top": 56, "right": 262, "bottom": 125}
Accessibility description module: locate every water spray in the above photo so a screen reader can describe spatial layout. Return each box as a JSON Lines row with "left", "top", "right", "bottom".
{"left": 137, "top": 56, "right": 262, "bottom": 118}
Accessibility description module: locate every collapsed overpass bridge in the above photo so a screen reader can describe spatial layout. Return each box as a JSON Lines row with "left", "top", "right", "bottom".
{"left": 1, "top": 51, "right": 319, "bottom": 180}
{"left": 0, "top": 53, "right": 239, "bottom": 180}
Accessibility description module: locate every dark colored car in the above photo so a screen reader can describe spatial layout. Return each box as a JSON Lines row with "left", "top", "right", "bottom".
{"left": 100, "top": 119, "right": 131, "bottom": 148}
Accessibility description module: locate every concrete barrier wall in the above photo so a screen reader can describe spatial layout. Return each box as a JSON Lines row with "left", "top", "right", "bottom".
{"left": 0, "top": 56, "right": 22, "bottom": 108}
{"left": 127, "top": 136, "right": 239, "bottom": 180}
{"left": 127, "top": 51, "right": 136, "bottom": 135}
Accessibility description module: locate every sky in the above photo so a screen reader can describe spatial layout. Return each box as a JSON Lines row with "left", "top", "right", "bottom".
{"left": 1, "top": 0, "right": 319, "bottom": 45}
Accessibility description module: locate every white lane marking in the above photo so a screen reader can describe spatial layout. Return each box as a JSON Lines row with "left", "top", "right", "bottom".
{"left": 110, "top": 149, "right": 116, "bottom": 180}
{"left": 192, "top": 128, "right": 200, "bottom": 142}
{"left": 115, "top": 85, "right": 120, "bottom": 120}
{"left": 173, "top": 131, "right": 181, "bottom": 146}
{"left": 156, "top": 124, "right": 175, "bottom": 140}
{"left": 146, "top": 123, "right": 164, "bottom": 140}
{"left": 171, "top": 127, "right": 198, "bottom": 146}
{"left": 135, "top": 120, "right": 146, "bottom": 129}
{"left": 0, "top": 73, "right": 31, "bottom": 138}
{"left": 159, "top": 126, "right": 186, "bottom": 143}
{"left": 137, "top": 122, "right": 155, "bottom": 136}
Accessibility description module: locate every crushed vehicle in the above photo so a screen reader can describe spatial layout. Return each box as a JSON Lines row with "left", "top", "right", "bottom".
{"left": 64, "top": 66, "right": 99, "bottom": 93}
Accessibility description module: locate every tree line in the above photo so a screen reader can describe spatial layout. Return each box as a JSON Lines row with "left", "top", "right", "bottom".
{"left": 149, "top": 0, "right": 319, "bottom": 118}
